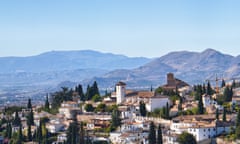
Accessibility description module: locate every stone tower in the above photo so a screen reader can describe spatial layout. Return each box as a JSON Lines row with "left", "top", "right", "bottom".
{"left": 116, "top": 81, "right": 126, "bottom": 104}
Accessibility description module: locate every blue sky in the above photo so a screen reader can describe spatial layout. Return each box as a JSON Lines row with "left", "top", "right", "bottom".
{"left": 0, "top": 0, "right": 239, "bottom": 57}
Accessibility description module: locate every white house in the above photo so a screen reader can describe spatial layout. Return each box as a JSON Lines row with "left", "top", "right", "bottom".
{"left": 169, "top": 115, "right": 233, "bottom": 142}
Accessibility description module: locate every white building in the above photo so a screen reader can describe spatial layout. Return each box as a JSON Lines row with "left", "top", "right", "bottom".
{"left": 116, "top": 81, "right": 126, "bottom": 104}
{"left": 169, "top": 115, "right": 233, "bottom": 142}
{"left": 58, "top": 101, "right": 81, "bottom": 119}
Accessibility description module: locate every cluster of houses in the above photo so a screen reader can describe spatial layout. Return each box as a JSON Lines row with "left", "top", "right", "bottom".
{"left": 2, "top": 73, "right": 240, "bottom": 143}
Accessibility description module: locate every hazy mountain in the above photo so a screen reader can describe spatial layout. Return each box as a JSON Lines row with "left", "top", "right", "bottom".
{"left": 0, "top": 50, "right": 151, "bottom": 73}
{"left": 86, "top": 48, "right": 240, "bottom": 88}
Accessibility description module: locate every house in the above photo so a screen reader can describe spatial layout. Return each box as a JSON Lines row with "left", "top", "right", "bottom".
{"left": 46, "top": 118, "right": 65, "bottom": 133}
{"left": 58, "top": 101, "right": 81, "bottom": 119}
{"left": 169, "top": 115, "right": 234, "bottom": 142}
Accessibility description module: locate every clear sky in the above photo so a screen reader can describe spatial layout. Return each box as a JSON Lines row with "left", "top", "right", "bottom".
{"left": 0, "top": 0, "right": 240, "bottom": 58}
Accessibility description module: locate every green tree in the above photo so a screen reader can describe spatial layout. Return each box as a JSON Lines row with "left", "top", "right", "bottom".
{"left": 27, "top": 109, "right": 34, "bottom": 126}
{"left": 222, "top": 107, "right": 226, "bottom": 122}
{"left": 92, "top": 94, "right": 102, "bottom": 102}
{"left": 27, "top": 98, "right": 32, "bottom": 109}
{"left": 221, "top": 79, "right": 226, "bottom": 88}
{"left": 13, "top": 110, "right": 21, "bottom": 126}
{"left": 223, "top": 86, "right": 233, "bottom": 102}
{"left": 157, "top": 124, "right": 163, "bottom": 144}
{"left": 6, "top": 121, "right": 12, "bottom": 139}
{"left": 206, "top": 81, "right": 213, "bottom": 96}
{"left": 148, "top": 121, "right": 156, "bottom": 144}
{"left": 236, "top": 109, "right": 240, "bottom": 127}
{"left": 177, "top": 131, "right": 197, "bottom": 144}
{"left": 215, "top": 108, "right": 219, "bottom": 120}
{"left": 27, "top": 124, "right": 32, "bottom": 141}
{"left": 198, "top": 94, "right": 204, "bottom": 114}
{"left": 110, "top": 109, "right": 121, "bottom": 131}
{"left": 16, "top": 123, "right": 23, "bottom": 144}
{"left": 84, "top": 104, "right": 94, "bottom": 112}
{"left": 236, "top": 126, "right": 240, "bottom": 139}
{"left": 92, "top": 81, "right": 100, "bottom": 96}
{"left": 67, "top": 122, "right": 78, "bottom": 144}
{"left": 79, "top": 122, "right": 85, "bottom": 143}
{"left": 50, "top": 87, "right": 74, "bottom": 110}
{"left": 139, "top": 101, "right": 147, "bottom": 117}
{"left": 77, "top": 84, "right": 85, "bottom": 101}
{"left": 166, "top": 102, "right": 170, "bottom": 119}
{"left": 44, "top": 94, "right": 50, "bottom": 111}
{"left": 95, "top": 103, "right": 106, "bottom": 113}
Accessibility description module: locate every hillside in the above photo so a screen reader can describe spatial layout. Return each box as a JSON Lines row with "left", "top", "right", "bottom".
{"left": 84, "top": 49, "right": 240, "bottom": 88}
{"left": 0, "top": 50, "right": 151, "bottom": 73}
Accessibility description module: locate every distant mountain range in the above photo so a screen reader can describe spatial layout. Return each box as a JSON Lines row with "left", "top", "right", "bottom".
{"left": 0, "top": 50, "right": 150, "bottom": 73}
{"left": 0, "top": 48, "right": 240, "bottom": 100}
{"left": 83, "top": 48, "right": 240, "bottom": 88}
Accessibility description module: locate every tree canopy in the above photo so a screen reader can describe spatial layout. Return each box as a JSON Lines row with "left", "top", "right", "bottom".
{"left": 177, "top": 131, "right": 197, "bottom": 144}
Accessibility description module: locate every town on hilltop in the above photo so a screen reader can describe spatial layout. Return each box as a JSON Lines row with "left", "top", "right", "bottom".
{"left": 1, "top": 73, "right": 240, "bottom": 144}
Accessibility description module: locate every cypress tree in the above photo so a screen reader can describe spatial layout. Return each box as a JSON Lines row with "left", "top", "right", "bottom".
{"left": 77, "top": 84, "right": 85, "bottom": 101}
{"left": 67, "top": 122, "right": 78, "bottom": 144}
{"left": 27, "top": 124, "right": 32, "bottom": 141}
{"left": 92, "top": 81, "right": 100, "bottom": 96}
{"left": 157, "top": 124, "right": 163, "bottom": 144}
{"left": 85, "top": 85, "right": 91, "bottom": 100}
{"left": 27, "top": 109, "right": 34, "bottom": 126}
{"left": 166, "top": 102, "right": 169, "bottom": 119}
{"left": 148, "top": 121, "right": 156, "bottom": 144}
{"left": 13, "top": 110, "right": 21, "bottom": 126}
{"left": 207, "top": 81, "right": 212, "bottom": 95}
{"left": 111, "top": 109, "right": 121, "bottom": 130}
{"left": 44, "top": 94, "right": 50, "bottom": 111}
{"left": 198, "top": 94, "right": 204, "bottom": 114}
{"left": 79, "top": 122, "right": 85, "bottom": 143}
{"left": 140, "top": 101, "right": 147, "bottom": 117}
{"left": 27, "top": 98, "right": 32, "bottom": 109}
{"left": 236, "top": 109, "right": 240, "bottom": 127}
{"left": 222, "top": 107, "right": 226, "bottom": 122}
{"left": 221, "top": 79, "right": 226, "bottom": 88}
{"left": 17, "top": 123, "right": 23, "bottom": 144}
{"left": 215, "top": 108, "right": 219, "bottom": 120}
{"left": 203, "top": 83, "right": 206, "bottom": 94}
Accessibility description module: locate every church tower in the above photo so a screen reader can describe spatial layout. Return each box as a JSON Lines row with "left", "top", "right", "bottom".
{"left": 116, "top": 81, "right": 126, "bottom": 104}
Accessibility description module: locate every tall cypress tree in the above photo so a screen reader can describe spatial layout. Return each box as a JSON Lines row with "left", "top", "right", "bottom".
{"left": 77, "top": 84, "right": 85, "bottom": 101}
{"left": 215, "top": 108, "right": 219, "bottom": 120}
{"left": 222, "top": 107, "right": 226, "bottom": 122}
{"left": 207, "top": 81, "right": 212, "bottom": 96}
{"left": 13, "top": 110, "right": 21, "bottom": 126}
{"left": 236, "top": 109, "right": 240, "bottom": 127}
{"left": 198, "top": 94, "right": 204, "bottom": 114}
{"left": 221, "top": 79, "right": 226, "bottom": 88}
{"left": 67, "top": 122, "right": 78, "bottom": 144}
{"left": 148, "top": 121, "right": 156, "bottom": 144}
{"left": 92, "top": 81, "right": 100, "bottom": 96}
{"left": 79, "top": 122, "right": 85, "bottom": 143}
{"left": 27, "top": 124, "right": 32, "bottom": 141}
{"left": 166, "top": 102, "right": 170, "bottom": 119}
{"left": 44, "top": 94, "right": 50, "bottom": 111}
{"left": 17, "top": 123, "right": 23, "bottom": 144}
{"left": 27, "top": 109, "right": 34, "bottom": 126}
{"left": 27, "top": 98, "right": 32, "bottom": 109}
{"left": 157, "top": 124, "right": 163, "bottom": 144}
{"left": 140, "top": 101, "right": 147, "bottom": 117}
